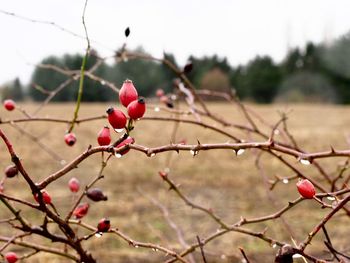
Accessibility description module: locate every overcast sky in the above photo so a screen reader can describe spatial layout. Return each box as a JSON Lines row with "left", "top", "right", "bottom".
{"left": 0, "top": 0, "right": 350, "bottom": 84}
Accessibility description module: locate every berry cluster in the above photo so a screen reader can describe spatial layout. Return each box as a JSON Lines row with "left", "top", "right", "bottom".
{"left": 63, "top": 79, "right": 146, "bottom": 148}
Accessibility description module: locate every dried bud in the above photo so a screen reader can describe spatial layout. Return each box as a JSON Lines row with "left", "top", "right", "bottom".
{"left": 5, "top": 165, "right": 18, "bottom": 178}
{"left": 87, "top": 188, "right": 108, "bottom": 202}
{"left": 274, "top": 244, "right": 294, "bottom": 263}
{"left": 183, "top": 61, "right": 193, "bottom": 74}
{"left": 125, "top": 27, "right": 130, "bottom": 37}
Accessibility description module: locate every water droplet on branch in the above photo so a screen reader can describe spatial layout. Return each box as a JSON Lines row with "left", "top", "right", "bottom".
{"left": 300, "top": 159, "right": 311, "bottom": 165}
{"left": 114, "top": 128, "right": 124, "bottom": 133}
{"left": 282, "top": 178, "right": 289, "bottom": 184}
{"left": 190, "top": 150, "right": 198, "bottom": 156}
{"left": 235, "top": 149, "right": 245, "bottom": 156}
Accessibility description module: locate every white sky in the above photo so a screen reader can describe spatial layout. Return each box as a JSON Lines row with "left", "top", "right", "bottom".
{"left": 0, "top": 0, "right": 350, "bottom": 84}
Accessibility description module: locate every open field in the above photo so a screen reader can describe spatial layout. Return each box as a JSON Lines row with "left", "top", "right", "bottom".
{"left": 1, "top": 102, "right": 350, "bottom": 262}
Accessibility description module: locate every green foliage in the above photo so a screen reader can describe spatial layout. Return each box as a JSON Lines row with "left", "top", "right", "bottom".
{"left": 1, "top": 78, "right": 24, "bottom": 101}
{"left": 186, "top": 55, "right": 231, "bottom": 88}
{"left": 275, "top": 71, "right": 337, "bottom": 103}
{"left": 231, "top": 56, "right": 282, "bottom": 103}
{"left": 200, "top": 68, "right": 230, "bottom": 93}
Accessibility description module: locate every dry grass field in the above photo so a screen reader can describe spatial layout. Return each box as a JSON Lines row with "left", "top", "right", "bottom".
{"left": 1, "top": 102, "right": 350, "bottom": 262}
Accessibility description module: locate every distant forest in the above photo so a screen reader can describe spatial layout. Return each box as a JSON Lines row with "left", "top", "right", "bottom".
{"left": 2, "top": 31, "right": 350, "bottom": 104}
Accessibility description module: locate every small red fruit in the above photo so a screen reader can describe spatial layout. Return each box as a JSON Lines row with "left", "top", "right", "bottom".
{"left": 73, "top": 203, "right": 89, "bottom": 219}
{"left": 127, "top": 97, "right": 146, "bottom": 119}
{"left": 68, "top": 177, "right": 80, "bottom": 193}
{"left": 296, "top": 179, "right": 316, "bottom": 199}
{"left": 106, "top": 107, "right": 127, "bottom": 130}
{"left": 34, "top": 190, "right": 52, "bottom": 204}
{"left": 97, "top": 126, "right": 111, "bottom": 146}
{"left": 119, "top": 79, "right": 138, "bottom": 107}
{"left": 86, "top": 188, "right": 108, "bottom": 202}
{"left": 5, "top": 165, "right": 18, "bottom": 178}
{"left": 3, "top": 99, "right": 15, "bottom": 111}
{"left": 64, "top": 133, "right": 76, "bottom": 146}
{"left": 97, "top": 218, "right": 111, "bottom": 232}
{"left": 156, "top": 89, "right": 164, "bottom": 97}
{"left": 5, "top": 252, "right": 18, "bottom": 263}
{"left": 115, "top": 137, "right": 135, "bottom": 155}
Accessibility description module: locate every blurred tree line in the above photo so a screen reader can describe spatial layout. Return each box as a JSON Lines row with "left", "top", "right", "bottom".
{"left": 2, "top": 32, "right": 350, "bottom": 103}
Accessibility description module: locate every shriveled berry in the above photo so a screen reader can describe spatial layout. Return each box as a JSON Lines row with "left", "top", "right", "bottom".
{"left": 97, "top": 218, "right": 111, "bottom": 232}
{"left": 119, "top": 79, "right": 138, "bottom": 107}
{"left": 127, "top": 97, "right": 146, "bottom": 119}
{"left": 3, "top": 99, "right": 15, "bottom": 111}
{"left": 86, "top": 188, "right": 108, "bottom": 202}
{"left": 73, "top": 203, "right": 89, "bottom": 219}
{"left": 106, "top": 107, "right": 127, "bottom": 130}
{"left": 5, "top": 252, "right": 18, "bottom": 263}
{"left": 296, "top": 179, "right": 316, "bottom": 199}
{"left": 97, "top": 126, "right": 111, "bottom": 146}
{"left": 115, "top": 137, "right": 135, "bottom": 155}
{"left": 5, "top": 165, "right": 18, "bottom": 178}
{"left": 34, "top": 190, "right": 52, "bottom": 204}
{"left": 64, "top": 133, "right": 76, "bottom": 146}
{"left": 68, "top": 177, "right": 80, "bottom": 193}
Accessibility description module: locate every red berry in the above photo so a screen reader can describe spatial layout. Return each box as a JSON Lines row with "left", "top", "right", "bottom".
{"left": 34, "top": 190, "right": 52, "bottom": 204}
{"left": 156, "top": 89, "right": 164, "bottom": 97}
{"left": 64, "top": 133, "right": 76, "bottom": 146}
{"left": 119, "top": 79, "right": 138, "bottom": 107}
{"left": 97, "top": 126, "right": 111, "bottom": 146}
{"left": 5, "top": 165, "right": 18, "bottom": 178}
{"left": 68, "top": 177, "right": 80, "bottom": 193}
{"left": 73, "top": 203, "right": 89, "bottom": 219}
{"left": 3, "top": 99, "right": 15, "bottom": 111}
{"left": 5, "top": 252, "right": 18, "bottom": 263}
{"left": 97, "top": 218, "right": 111, "bottom": 232}
{"left": 106, "top": 107, "right": 127, "bottom": 130}
{"left": 296, "top": 179, "right": 316, "bottom": 199}
{"left": 127, "top": 97, "right": 146, "bottom": 119}
{"left": 115, "top": 137, "right": 135, "bottom": 155}
{"left": 86, "top": 188, "right": 108, "bottom": 202}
